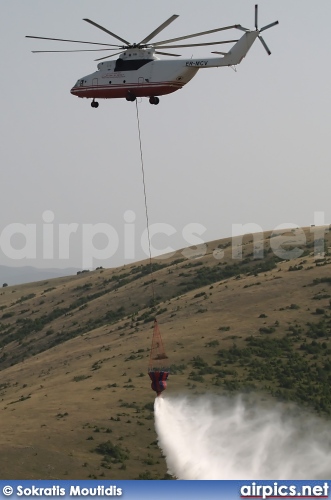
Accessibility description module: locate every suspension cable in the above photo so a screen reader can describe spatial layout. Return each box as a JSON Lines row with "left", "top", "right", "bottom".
{"left": 135, "top": 100, "right": 155, "bottom": 305}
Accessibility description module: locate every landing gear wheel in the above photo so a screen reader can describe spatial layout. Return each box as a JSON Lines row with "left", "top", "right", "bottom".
{"left": 149, "top": 96, "right": 160, "bottom": 105}
{"left": 126, "top": 91, "right": 136, "bottom": 102}
{"left": 91, "top": 100, "right": 99, "bottom": 108}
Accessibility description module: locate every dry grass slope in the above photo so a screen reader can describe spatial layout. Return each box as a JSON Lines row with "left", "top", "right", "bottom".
{"left": 1, "top": 226, "right": 331, "bottom": 479}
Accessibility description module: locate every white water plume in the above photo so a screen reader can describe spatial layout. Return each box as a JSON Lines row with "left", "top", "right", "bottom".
{"left": 154, "top": 394, "right": 331, "bottom": 479}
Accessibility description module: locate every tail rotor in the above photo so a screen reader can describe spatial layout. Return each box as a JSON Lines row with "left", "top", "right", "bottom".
{"left": 236, "top": 4, "right": 279, "bottom": 55}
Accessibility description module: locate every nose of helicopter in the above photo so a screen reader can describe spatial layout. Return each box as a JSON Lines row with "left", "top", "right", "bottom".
{"left": 70, "top": 79, "right": 83, "bottom": 96}
{"left": 70, "top": 86, "right": 78, "bottom": 96}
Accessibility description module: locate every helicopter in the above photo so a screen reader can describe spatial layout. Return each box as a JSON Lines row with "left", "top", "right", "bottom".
{"left": 26, "top": 5, "right": 278, "bottom": 107}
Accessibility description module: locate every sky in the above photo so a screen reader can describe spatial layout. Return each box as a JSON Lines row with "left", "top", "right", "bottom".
{"left": 1, "top": 0, "right": 330, "bottom": 270}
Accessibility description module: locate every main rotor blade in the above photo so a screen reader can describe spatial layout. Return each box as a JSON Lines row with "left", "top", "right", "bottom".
{"left": 211, "top": 51, "right": 228, "bottom": 55}
{"left": 154, "top": 39, "right": 238, "bottom": 49}
{"left": 26, "top": 35, "right": 121, "bottom": 47}
{"left": 31, "top": 48, "right": 125, "bottom": 53}
{"left": 235, "top": 25, "right": 249, "bottom": 32}
{"left": 255, "top": 4, "right": 258, "bottom": 30}
{"left": 83, "top": 19, "right": 130, "bottom": 45}
{"left": 139, "top": 14, "right": 179, "bottom": 45}
{"left": 151, "top": 25, "right": 238, "bottom": 47}
{"left": 155, "top": 50, "right": 181, "bottom": 57}
{"left": 258, "top": 35, "right": 271, "bottom": 55}
{"left": 94, "top": 50, "right": 125, "bottom": 61}
{"left": 260, "top": 20, "right": 279, "bottom": 33}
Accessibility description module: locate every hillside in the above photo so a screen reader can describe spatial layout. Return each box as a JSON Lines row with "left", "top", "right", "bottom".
{"left": 0, "top": 226, "right": 331, "bottom": 479}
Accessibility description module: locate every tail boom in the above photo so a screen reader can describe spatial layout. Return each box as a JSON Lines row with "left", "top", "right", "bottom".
{"left": 182, "top": 31, "right": 260, "bottom": 70}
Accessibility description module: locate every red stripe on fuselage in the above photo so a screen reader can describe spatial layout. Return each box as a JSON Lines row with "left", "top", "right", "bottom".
{"left": 70, "top": 82, "right": 184, "bottom": 99}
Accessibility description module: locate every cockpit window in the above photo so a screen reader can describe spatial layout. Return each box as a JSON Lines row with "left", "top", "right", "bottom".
{"left": 114, "top": 59, "right": 152, "bottom": 72}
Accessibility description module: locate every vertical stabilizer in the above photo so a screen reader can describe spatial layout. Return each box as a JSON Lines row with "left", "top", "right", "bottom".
{"left": 221, "top": 31, "right": 259, "bottom": 66}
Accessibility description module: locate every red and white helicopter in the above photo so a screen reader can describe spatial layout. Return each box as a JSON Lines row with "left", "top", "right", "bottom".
{"left": 26, "top": 5, "right": 278, "bottom": 107}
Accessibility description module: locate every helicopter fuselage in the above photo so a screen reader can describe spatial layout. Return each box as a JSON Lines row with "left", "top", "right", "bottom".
{"left": 71, "top": 56, "right": 202, "bottom": 100}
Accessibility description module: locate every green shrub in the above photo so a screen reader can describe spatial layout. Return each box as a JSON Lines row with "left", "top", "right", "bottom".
{"left": 94, "top": 440, "right": 129, "bottom": 463}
